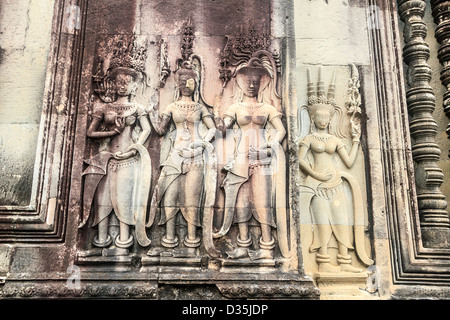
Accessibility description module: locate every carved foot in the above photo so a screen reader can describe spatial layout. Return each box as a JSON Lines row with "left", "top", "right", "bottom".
{"left": 183, "top": 236, "right": 201, "bottom": 248}
{"left": 78, "top": 248, "right": 103, "bottom": 257}
{"left": 318, "top": 263, "right": 341, "bottom": 273}
{"left": 337, "top": 254, "right": 363, "bottom": 273}
{"left": 147, "top": 247, "right": 167, "bottom": 257}
{"left": 226, "top": 247, "right": 249, "bottom": 259}
{"left": 340, "top": 264, "right": 363, "bottom": 273}
{"left": 172, "top": 247, "right": 198, "bottom": 258}
{"left": 115, "top": 235, "right": 134, "bottom": 249}
{"left": 102, "top": 246, "right": 129, "bottom": 257}
{"left": 248, "top": 249, "right": 274, "bottom": 260}
{"left": 316, "top": 253, "right": 341, "bottom": 273}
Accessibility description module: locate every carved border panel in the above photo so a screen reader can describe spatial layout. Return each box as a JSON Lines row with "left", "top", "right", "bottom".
{"left": 0, "top": 0, "right": 89, "bottom": 242}
{"left": 372, "top": 0, "right": 450, "bottom": 288}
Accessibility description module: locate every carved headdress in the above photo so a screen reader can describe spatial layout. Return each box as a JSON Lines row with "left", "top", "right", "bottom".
{"left": 93, "top": 34, "right": 149, "bottom": 103}
{"left": 171, "top": 20, "right": 209, "bottom": 105}
{"left": 220, "top": 25, "right": 281, "bottom": 105}
{"left": 307, "top": 67, "right": 337, "bottom": 115}
{"left": 108, "top": 35, "right": 148, "bottom": 81}
{"left": 306, "top": 67, "right": 346, "bottom": 138}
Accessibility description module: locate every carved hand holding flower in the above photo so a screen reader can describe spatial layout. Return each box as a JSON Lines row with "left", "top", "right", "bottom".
{"left": 350, "top": 119, "right": 361, "bottom": 142}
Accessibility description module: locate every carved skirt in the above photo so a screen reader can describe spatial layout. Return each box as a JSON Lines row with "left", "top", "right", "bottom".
{"left": 92, "top": 156, "right": 140, "bottom": 226}
{"left": 224, "top": 155, "right": 276, "bottom": 228}
{"left": 158, "top": 155, "right": 204, "bottom": 227}
{"left": 308, "top": 179, "right": 354, "bottom": 251}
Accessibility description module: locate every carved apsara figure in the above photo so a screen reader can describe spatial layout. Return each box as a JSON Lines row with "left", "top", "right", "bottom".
{"left": 80, "top": 36, "right": 152, "bottom": 256}
{"left": 148, "top": 60, "right": 219, "bottom": 256}
{"left": 299, "top": 67, "right": 373, "bottom": 272}
{"left": 213, "top": 55, "right": 289, "bottom": 260}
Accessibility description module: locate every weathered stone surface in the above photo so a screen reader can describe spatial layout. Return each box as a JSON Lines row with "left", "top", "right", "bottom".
{"left": 0, "top": 0, "right": 449, "bottom": 301}
{"left": 0, "top": 0, "right": 54, "bottom": 206}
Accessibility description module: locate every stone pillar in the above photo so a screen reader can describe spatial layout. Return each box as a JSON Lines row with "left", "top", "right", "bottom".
{"left": 430, "top": 0, "right": 450, "bottom": 158}
{"left": 398, "top": 0, "right": 450, "bottom": 248}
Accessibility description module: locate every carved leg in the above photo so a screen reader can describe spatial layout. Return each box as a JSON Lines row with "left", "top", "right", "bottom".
{"left": 248, "top": 171, "right": 275, "bottom": 260}
{"left": 80, "top": 217, "right": 112, "bottom": 257}
{"left": 171, "top": 222, "right": 200, "bottom": 258}
{"left": 181, "top": 167, "right": 202, "bottom": 248}
{"left": 248, "top": 224, "right": 275, "bottom": 260}
{"left": 101, "top": 221, "right": 132, "bottom": 256}
{"left": 237, "top": 222, "right": 252, "bottom": 247}
{"left": 162, "top": 215, "right": 179, "bottom": 248}
{"left": 337, "top": 243, "right": 362, "bottom": 273}
{"left": 184, "top": 222, "right": 201, "bottom": 248}
{"left": 309, "top": 197, "right": 339, "bottom": 271}
{"left": 226, "top": 222, "right": 251, "bottom": 259}
{"left": 92, "top": 177, "right": 113, "bottom": 248}
{"left": 115, "top": 222, "right": 133, "bottom": 248}
{"left": 313, "top": 225, "right": 339, "bottom": 273}
{"left": 94, "top": 218, "right": 112, "bottom": 247}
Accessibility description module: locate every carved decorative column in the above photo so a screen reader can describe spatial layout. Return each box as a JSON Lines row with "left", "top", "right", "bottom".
{"left": 431, "top": 0, "right": 450, "bottom": 158}
{"left": 398, "top": 0, "right": 450, "bottom": 248}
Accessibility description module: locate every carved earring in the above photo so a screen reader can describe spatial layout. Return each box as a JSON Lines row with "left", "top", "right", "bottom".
{"left": 310, "top": 116, "right": 316, "bottom": 134}
{"left": 131, "top": 84, "right": 138, "bottom": 97}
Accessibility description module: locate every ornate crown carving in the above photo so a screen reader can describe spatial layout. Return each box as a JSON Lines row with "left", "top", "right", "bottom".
{"left": 219, "top": 25, "right": 281, "bottom": 90}
{"left": 307, "top": 67, "right": 337, "bottom": 109}
{"left": 109, "top": 34, "right": 148, "bottom": 74}
{"left": 93, "top": 34, "right": 148, "bottom": 103}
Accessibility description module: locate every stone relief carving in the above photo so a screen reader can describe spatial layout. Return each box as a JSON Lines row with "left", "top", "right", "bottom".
{"left": 213, "top": 26, "right": 290, "bottom": 261}
{"left": 79, "top": 23, "right": 291, "bottom": 268}
{"left": 147, "top": 22, "right": 221, "bottom": 259}
{"left": 158, "top": 39, "right": 171, "bottom": 88}
{"left": 219, "top": 25, "right": 281, "bottom": 102}
{"left": 298, "top": 66, "right": 373, "bottom": 273}
{"left": 80, "top": 34, "right": 152, "bottom": 257}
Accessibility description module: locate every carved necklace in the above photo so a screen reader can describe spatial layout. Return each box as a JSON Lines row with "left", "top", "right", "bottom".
{"left": 311, "top": 133, "right": 333, "bottom": 142}
{"left": 174, "top": 101, "right": 200, "bottom": 141}
{"left": 109, "top": 103, "right": 137, "bottom": 111}
{"left": 239, "top": 102, "right": 263, "bottom": 114}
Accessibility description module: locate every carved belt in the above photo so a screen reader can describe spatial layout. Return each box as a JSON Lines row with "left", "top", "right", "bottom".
{"left": 316, "top": 178, "right": 343, "bottom": 200}
{"left": 108, "top": 155, "right": 139, "bottom": 172}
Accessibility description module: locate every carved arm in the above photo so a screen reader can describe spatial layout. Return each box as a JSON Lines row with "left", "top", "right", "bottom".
{"left": 149, "top": 109, "right": 171, "bottom": 136}
{"left": 298, "top": 144, "right": 332, "bottom": 182}
{"left": 337, "top": 136, "right": 360, "bottom": 169}
{"left": 86, "top": 116, "right": 123, "bottom": 139}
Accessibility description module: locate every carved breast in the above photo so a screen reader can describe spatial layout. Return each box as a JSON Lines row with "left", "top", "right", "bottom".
{"left": 311, "top": 140, "right": 326, "bottom": 153}
{"left": 235, "top": 104, "right": 269, "bottom": 128}
{"left": 309, "top": 136, "right": 337, "bottom": 155}
{"left": 170, "top": 102, "right": 203, "bottom": 125}
{"left": 103, "top": 103, "right": 138, "bottom": 126}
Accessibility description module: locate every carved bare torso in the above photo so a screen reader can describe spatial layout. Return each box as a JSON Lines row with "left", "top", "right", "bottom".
{"left": 89, "top": 101, "right": 147, "bottom": 154}
{"left": 225, "top": 102, "right": 282, "bottom": 154}
{"left": 304, "top": 133, "right": 344, "bottom": 180}
{"left": 164, "top": 101, "right": 206, "bottom": 149}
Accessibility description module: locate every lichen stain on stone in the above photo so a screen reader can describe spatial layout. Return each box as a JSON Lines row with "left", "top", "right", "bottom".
{"left": 0, "top": 47, "right": 5, "bottom": 65}
{"left": 0, "top": 163, "right": 33, "bottom": 207}
{"left": 56, "top": 103, "right": 66, "bottom": 114}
